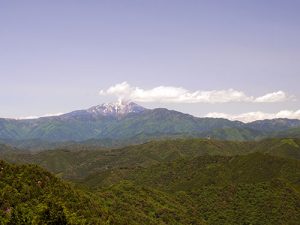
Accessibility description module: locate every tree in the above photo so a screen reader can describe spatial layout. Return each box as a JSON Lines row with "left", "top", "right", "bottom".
{"left": 39, "top": 201, "right": 67, "bottom": 225}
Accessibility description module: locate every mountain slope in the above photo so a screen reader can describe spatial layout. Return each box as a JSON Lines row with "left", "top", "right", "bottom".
{"left": 128, "top": 153, "right": 300, "bottom": 191}
{"left": 1, "top": 141, "right": 300, "bottom": 224}
{"left": 2, "top": 138, "right": 300, "bottom": 189}
{"left": 247, "top": 118, "right": 300, "bottom": 132}
{"left": 0, "top": 142, "right": 17, "bottom": 153}
{"left": 0, "top": 160, "right": 106, "bottom": 224}
{"left": 0, "top": 159, "right": 206, "bottom": 225}
{"left": 98, "top": 181, "right": 205, "bottom": 225}
{"left": 273, "top": 127, "right": 300, "bottom": 138}
{"left": 3, "top": 102, "right": 300, "bottom": 144}
{"left": 0, "top": 138, "right": 255, "bottom": 183}
{"left": 125, "top": 153, "right": 300, "bottom": 225}
{"left": 0, "top": 102, "right": 244, "bottom": 142}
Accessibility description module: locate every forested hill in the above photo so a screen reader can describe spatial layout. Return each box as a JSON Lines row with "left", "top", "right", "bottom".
{"left": 1, "top": 138, "right": 300, "bottom": 183}
{"left": 0, "top": 160, "right": 206, "bottom": 224}
{"left": 1, "top": 153, "right": 300, "bottom": 224}
{"left": 0, "top": 159, "right": 106, "bottom": 224}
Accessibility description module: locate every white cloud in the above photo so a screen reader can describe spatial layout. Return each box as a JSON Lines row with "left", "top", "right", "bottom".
{"left": 206, "top": 110, "right": 300, "bottom": 123}
{"left": 254, "top": 91, "right": 293, "bottom": 103}
{"left": 99, "top": 82, "right": 293, "bottom": 103}
{"left": 15, "top": 113, "right": 64, "bottom": 120}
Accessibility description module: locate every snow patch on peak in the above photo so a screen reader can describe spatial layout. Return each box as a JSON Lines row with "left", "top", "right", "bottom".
{"left": 87, "top": 101, "right": 146, "bottom": 116}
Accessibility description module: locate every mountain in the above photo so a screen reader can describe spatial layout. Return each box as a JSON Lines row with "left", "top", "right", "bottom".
{"left": 0, "top": 142, "right": 17, "bottom": 153}
{"left": 86, "top": 101, "right": 146, "bottom": 117}
{"left": 2, "top": 138, "right": 300, "bottom": 189}
{"left": 128, "top": 152, "right": 300, "bottom": 191}
{"left": 1, "top": 140, "right": 300, "bottom": 224}
{"left": 247, "top": 118, "right": 300, "bottom": 132}
{"left": 0, "top": 159, "right": 107, "bottom": 224}
{"left": 0, "top": 101, "right": 147, "bottom": 142}
{"left": 0, "top": 159, "right": 206, "bottom": 225}
{"left": 0, "top": 102, "right": 243, "bottom": 142}
{"left": 63, "top": 101, "right": 146, "bottom": 119}
{"left": 0, "top": 138, "right": 253, "bottom": 182}
{"left": 273, "top": 127, "right": 300, "bottom": 138}
{"left": 0, "top": 102, "right": 299, "bottom": 145}
{"left": 125, "top": 153, "right": 300, "bottom": 225}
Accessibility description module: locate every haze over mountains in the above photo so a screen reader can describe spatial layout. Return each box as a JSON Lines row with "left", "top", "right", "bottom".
{"left": 1, "top": 101, "right": 300, "bottom": 149}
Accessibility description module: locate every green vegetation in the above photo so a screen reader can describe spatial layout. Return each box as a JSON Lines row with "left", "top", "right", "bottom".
{"left": 275, "top": 127, "right": 300, "bottom": 138}
{"left": 186, "top": 181, "right": 300, "bottom": 225}
{"left": 0, "top": 160, "right": 207, "bottom": 224}
{"left": 128, "top": 153, "right": 300, "bottom": 191}
{"left": 2, "top": 138, "right": 300, "bottom": 186}
{"left": 98, "top": 181, "right": 206, "bottom": 225}
{"left": 0, "top": 160, "right": 106, "bottom": 224}
{"left": 1, "top": 138, "right": 300, "bottom": 224}
{"left": 1, "top": 109, "right": 300, "bottom": 144}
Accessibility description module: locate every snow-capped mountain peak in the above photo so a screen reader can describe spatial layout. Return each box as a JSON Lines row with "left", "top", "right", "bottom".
{"left": 87, "top": 101, "right": 146, "bottom": 116}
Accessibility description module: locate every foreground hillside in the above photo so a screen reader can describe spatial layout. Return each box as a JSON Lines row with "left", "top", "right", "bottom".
{"left": 1, "top": 151, "right": 300, "bottom": 224}
{"left": 1, "top": 138, "right": 300, "bottom": 224}
{"left": 0, "top": 160, "right": 106, "bottom": 224}
{"left": 0, "top": 160, "right": 207, "bottom": 225}
{"left": 126, "top": 153, "right": 300, "bottom": 225}
{"left": 73, "top": 152, "right": 300, "bottom": 225}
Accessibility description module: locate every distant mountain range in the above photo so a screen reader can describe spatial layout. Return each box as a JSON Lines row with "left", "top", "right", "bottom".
{"left": 1, "top": 101, "right": 300, "bottom": 147}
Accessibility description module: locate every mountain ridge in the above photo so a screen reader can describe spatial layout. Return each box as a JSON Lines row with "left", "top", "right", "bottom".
{"left": 0, "top": 102, "right": 300, "bottom": 144}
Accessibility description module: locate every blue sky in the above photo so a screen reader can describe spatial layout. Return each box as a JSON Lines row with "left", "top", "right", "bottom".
{"left": 0, "top": 0, "right": 299, "bottom": 121}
